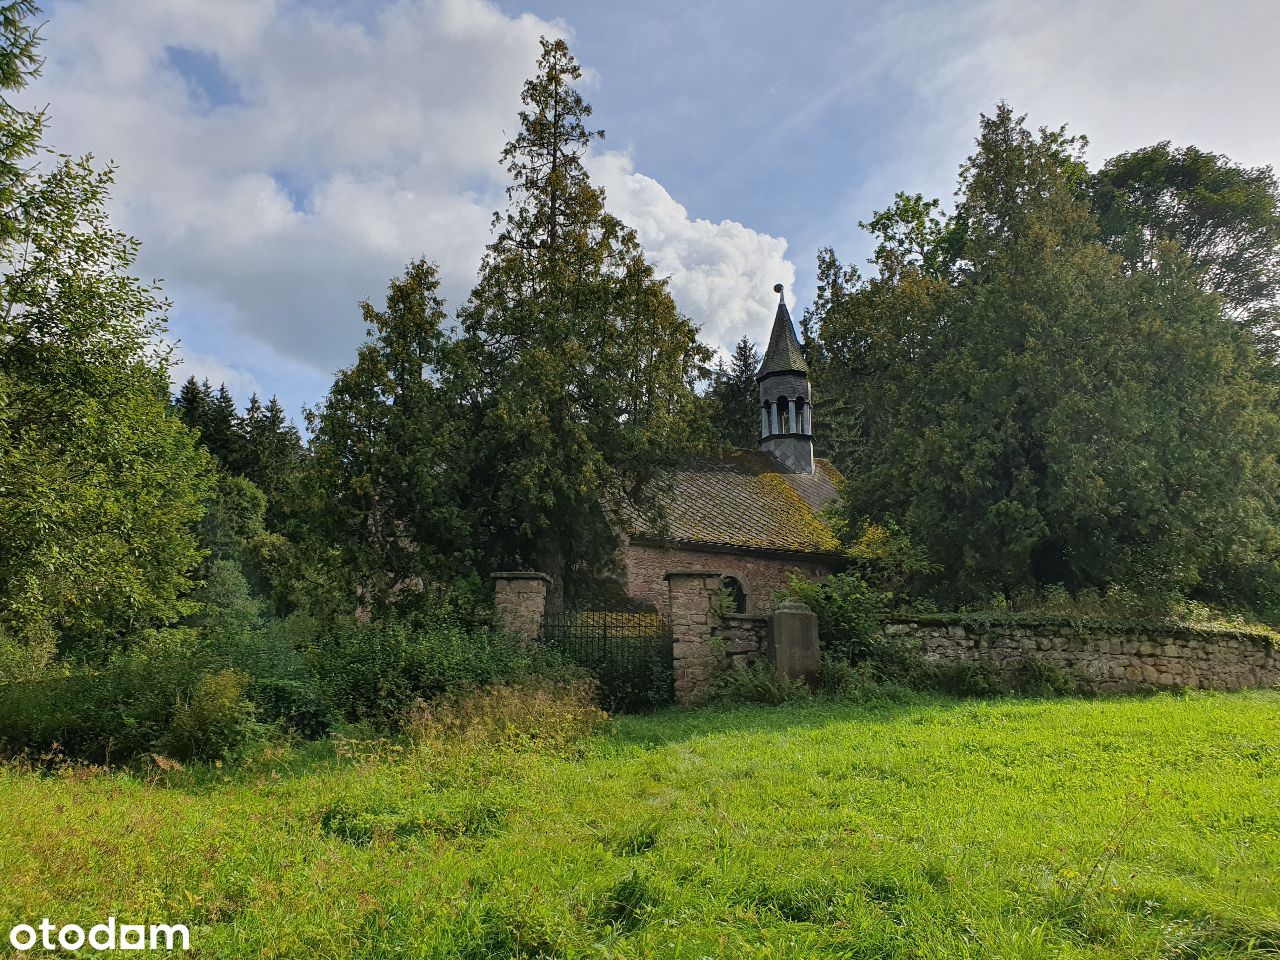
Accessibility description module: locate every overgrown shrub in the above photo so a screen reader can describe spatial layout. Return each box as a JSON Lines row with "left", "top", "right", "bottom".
{"left": 776, "top": 571, "right": 925, "bottom": 682}
{"left": 0, "top": 629, "right": 255, "bottom": 762}
{"left": 710, "top": 661, "right": 811, "bottom": 706}
{"left": 160, "top": 669, "right": 258, "bottom": 761}
{"left": 924, "top": 656, "right": 1080, "bottom": 698}
{"left": 1008, "top": 658, "right": 1079, "bottom": 697}
{"left": 816, "top": 657, "right": 914, "bottom": 702}
{"left": 306, "top": 614, "right": 568, "bottom": 726}
{"left": 928, "top": 658, "right": 1004, "bottom": 698}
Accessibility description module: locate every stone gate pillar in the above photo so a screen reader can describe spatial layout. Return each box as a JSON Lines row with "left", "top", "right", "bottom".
{"left": 490, "top": 571, "right": 550, "bottom": 642}
{"left": 665, "top": 569, "right": 726, "bottom": 704}
{"left": 766, "top": 598, "right": 821, "bottom": 685}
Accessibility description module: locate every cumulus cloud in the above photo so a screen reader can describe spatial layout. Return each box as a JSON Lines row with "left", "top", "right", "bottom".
{"left": 30, "top": 0, "right": 796, "bottom": 410}
{"left": 590, "top": 152, "right": 795, "bottom": 357}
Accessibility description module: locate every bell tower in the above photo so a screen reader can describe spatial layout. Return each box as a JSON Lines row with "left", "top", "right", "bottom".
{"left": 757, "top": 283, "right": 814, "bottom": 474}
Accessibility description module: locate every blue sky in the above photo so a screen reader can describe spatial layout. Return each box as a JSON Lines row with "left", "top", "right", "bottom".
{"left": 32, "top": 0, "right": 1280, "bottom": 422}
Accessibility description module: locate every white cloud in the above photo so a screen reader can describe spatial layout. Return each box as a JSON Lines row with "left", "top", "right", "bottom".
{"left": 590, "top": 152, "right": 795, "bottom": 356}
{"left": 31, "top": 0, "right": 795, "bottom": 396}
{"left": 170, "top": 347, "right": 262, "bottom": 401}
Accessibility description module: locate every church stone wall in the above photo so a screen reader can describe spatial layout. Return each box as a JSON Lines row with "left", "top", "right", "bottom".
{"left": 622, "top": 541, "right": 837, "bottom": 615}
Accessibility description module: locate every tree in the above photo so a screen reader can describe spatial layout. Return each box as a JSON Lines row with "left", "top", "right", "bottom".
{"left": 0, "top": 2, "right": 213, "bottom": 645}
{"left": 1093, "top": 143, "right": 1280, "bottom": 356}
{"left": 305, "top": 259, "right": 472, "bottom": 611}
{"left": 240, "top": 393, "right": 303, "bottom": 527}
{"left": 0, "top": 1, "right": 41, "bottom": 243}
{"left": 455, "top": 37, "right": 710, "bottom": 604}
{"left": 813, "top": 105, "right": 1280, "bottom": 607}
{"left": 706, "top": 336, "right": 762, "bottom": 448}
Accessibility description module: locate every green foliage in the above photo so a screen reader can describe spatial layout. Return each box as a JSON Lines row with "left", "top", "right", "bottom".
{"left": 705, "top": 336, "right": 761, "bottom": 449}
{"left": 0, "top": 1, "right": 42, "bottom": 243}
{"left": 811, "top": 104, "right": 1280, "bottom": 609}
{"left": 304, "top": 613, "right": 564, "bottom": 726}
{"left": 304, "top": 260, "right": 473, "bottom": 610}
{"left": 926, "top": 656, "right": 1079, "bottom": 699}
{"left": 840, "top": 516, "right": 939, "bottom": 600}
{"left": 454, "top": 37, "right": 712, "bottom": 602}
{"left": 160, "top": 669, "right": 258, "bottom": 762}
{"left": 0, "top": 4, "right": 213, "bottom": 646}
{"left": 1093, "top": 142, "right": 1280, "bottom": 355}
{"left": 710, "top": 660, "right": 810, "bottom": 706}
{"left": 778, "top": 571, "right": 892, "bottom": 666}
{"left": 815, "top": 657, "right": 914, "bottom": 703}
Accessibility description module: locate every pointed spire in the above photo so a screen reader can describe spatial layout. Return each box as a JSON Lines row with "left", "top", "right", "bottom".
{"left": 756, "top": 282, "right": 808, "bottom": 380}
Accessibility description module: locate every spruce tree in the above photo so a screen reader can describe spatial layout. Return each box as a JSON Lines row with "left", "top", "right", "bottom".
{"left": 707, "top": 336, "right": 762, "bottom": 449}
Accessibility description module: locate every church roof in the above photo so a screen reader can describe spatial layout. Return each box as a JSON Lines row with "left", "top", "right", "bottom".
{"left": 757, "top": 289, "right": 809, "bottom": 380}
{"left": 623, "top": 450, "right": 844, "bottom": 556}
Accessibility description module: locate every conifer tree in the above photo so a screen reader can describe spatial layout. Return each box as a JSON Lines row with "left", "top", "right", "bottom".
{"left": 306, "top": 259, "right": 471, "bottom": 608}
{"left": 707, "top": 336, "right": 762, "bottom": 448}
{"left": 813, "top": 105, "right": 1280, "bottom": 606}
{"left": 456, "top": 37, "right": 710, "bottom": 603}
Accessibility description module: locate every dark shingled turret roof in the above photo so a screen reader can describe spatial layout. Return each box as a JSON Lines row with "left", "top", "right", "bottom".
{"left": 756, "top": 287, "right": 808, "bottom": 380}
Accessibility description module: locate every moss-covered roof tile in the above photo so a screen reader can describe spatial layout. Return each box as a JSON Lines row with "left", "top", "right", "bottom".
{"left": 625, "top": 450, "right": 844, "bottom": 555}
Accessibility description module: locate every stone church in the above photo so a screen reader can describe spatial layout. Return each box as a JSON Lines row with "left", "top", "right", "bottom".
{"left": 616, "top": 284, "right": 845, "bottom": 614}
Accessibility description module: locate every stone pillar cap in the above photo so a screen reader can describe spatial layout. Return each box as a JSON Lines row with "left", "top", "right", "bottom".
{"left": 773, "top": 598, "right": 815, "bottom": 613}
{"left": 490, "top": 571, "right": 552, "bottom": 582}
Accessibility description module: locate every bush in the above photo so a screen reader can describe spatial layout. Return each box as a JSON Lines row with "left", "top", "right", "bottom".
{"left": 777, "top": 572, "right": 916, "bottom": 678}
{"left": 306, "top": 614, "right": 568, "bottom": 726}
{"left": 1008, "top": 658, "right": 1079, "bottom": 697}
{"left": 0, "top": 628, "right": 205, "bottom": 762}
{"left": 923, "top": 656, "right": 1080, "bottom": 698}
{"left": 710, "top": 661, "right": 810, "bottom": 706}
{"left": 928, "top": 659, "right": 1004, "bottom": 698}
{"left": 160, "top": 669, "right": 258, "bottom": 761}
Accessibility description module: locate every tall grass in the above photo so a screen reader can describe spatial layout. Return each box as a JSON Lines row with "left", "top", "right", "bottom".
{"left": 1, "top": 691, "right": 1277, "bottom": 958}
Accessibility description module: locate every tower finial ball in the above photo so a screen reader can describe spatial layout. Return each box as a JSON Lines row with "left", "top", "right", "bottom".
{"left": 773, "top": 283, "right": 783, "bottom": 294}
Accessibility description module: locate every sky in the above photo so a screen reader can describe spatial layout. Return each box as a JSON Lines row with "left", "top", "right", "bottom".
{"left": 28, "top": 0, "right": 1280, "bottom": 422}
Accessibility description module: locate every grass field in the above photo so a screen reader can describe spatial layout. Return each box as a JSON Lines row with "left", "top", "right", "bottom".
{"left": 2, "top": 691, "right": 1278, "bottom": 958}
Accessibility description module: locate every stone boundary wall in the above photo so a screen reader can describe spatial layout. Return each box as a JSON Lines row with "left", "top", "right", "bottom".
{"left": 882, "top": 616, "right": 1280, "bottom": 692}
{"left": 714, "top": 613, "right": 768, "bottom": 671}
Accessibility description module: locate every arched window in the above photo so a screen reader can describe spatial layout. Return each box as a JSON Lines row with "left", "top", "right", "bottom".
{"left": 760, "top": 403, "right": 770, "bottom": 439}
{"left": 720, "top": 576, "right": 748, "bottom": 614}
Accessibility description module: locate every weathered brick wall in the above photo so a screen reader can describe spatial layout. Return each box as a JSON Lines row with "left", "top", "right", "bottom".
{"left": 714, "top": 613, "right": 768, "bottom": 670}
{"left": 882, "top": 617, "right": 1280, "bottom": 692}
{"left": 623, "top": 541, "right": 836, "bottom": 614}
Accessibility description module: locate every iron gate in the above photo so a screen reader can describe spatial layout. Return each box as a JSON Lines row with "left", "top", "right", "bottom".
{"left": 538, "top": 610, "right": 674, "bottom": 710}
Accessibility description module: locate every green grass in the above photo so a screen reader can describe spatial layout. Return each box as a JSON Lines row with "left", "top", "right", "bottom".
{"left": 2, "top": 691, "right": 1278, "bottom": 958}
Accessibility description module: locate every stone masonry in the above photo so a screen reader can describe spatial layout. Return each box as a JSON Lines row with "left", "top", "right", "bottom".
{"left": 624, "top": 541, "right": 836, "bottom": 615}
{"left": 664, "top": 570, "right": 726, "bottom": 704}
{"left": 716, "top": 613, "right": 768, "bottom": 671}
{"left": 490, "top": 571, "right": 551, "bottom": 642}
{"left": 882, "top": 616, "right": 1280, "bottom": 692}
